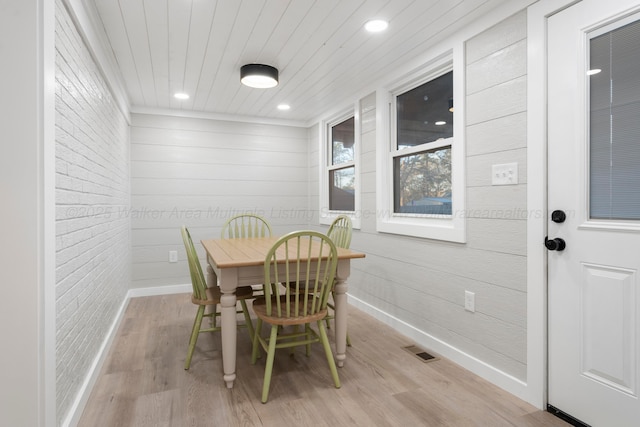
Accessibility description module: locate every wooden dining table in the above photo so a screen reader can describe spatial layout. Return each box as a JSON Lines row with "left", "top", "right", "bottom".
{"left": 201, "top": 235, "right": 365, "bottom": 389}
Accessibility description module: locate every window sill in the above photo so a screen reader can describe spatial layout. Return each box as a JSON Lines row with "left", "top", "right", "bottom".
{"left": 376, "top": 215, "right": 465, "bottom": 242}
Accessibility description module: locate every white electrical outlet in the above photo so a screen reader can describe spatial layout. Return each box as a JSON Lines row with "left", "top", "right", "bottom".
{"left": 169, "top": 250, "right": 178, "bottom": 263}
{"left": 491, "top": 162, "right": 518, "bottom": 185}
{"left": 464, "top": 290, "right": 475, "bottom": 313}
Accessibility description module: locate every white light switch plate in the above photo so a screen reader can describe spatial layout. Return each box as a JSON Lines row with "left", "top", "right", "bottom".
{"left": 464, "top": 290, "right": 475, "bottom": 313}
{"left": 491, "top": 162, "right": 518, "bottom": 185}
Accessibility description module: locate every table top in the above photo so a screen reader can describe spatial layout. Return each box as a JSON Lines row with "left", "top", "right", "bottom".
{"left": 201, "top": 236, "right": 365, "bottom": 269}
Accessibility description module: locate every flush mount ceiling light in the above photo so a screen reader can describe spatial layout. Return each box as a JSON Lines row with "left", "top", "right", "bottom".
{"left": 174, "top": 92, "right": 189, "bottom": 100}
{"left": 277, "top": 104, "right": 290, "bottom": 111}
{"left": 364, "top": 19, "right": 388, "bottom": 33}
{"left": 240, "top": 64, "right": 279, "bottom": 88}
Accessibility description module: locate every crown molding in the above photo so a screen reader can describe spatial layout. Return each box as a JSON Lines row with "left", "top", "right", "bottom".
{"left": 130, "top": 105, "right": 309, "bottom": 128}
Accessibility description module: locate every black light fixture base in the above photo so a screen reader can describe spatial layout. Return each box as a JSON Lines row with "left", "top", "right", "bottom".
{"left": 240, "top": 64, "right": 279, "bottom": 88}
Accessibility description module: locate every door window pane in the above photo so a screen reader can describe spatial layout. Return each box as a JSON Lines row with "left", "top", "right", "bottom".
{"left": 393, "top": 147, "right": 451, "bottom": 215}
{"left": 590, "top": 20, "right": 640, "bottom": 220}
{"left": 329, "top": 166, "right": 355, "bottom": 211}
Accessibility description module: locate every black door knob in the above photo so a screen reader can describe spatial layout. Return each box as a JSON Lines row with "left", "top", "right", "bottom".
{"left": 545, "top": 237, "right": 566, "bottom": 251}
{"left": 551, "top": 210, "right": 566, "bottom": 223}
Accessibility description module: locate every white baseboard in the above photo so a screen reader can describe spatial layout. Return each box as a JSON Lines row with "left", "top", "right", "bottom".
{"left": 61, "top": 295, "right": 130, "bottom": 427}
{"left": 128, "top": 283, "right": 191, "bottom": 298}
{"left": 62, "top": 283, "right": 191, "bottom": 427}
{"left": 348, "top": 294, "right": 533, "bottom": 406}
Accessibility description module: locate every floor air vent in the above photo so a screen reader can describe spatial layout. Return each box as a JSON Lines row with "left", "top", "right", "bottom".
{"left": 403, "top": 345, "right": 439, "bottom": 363}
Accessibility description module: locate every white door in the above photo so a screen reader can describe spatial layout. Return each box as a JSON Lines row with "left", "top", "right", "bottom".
{"left": 548, "top": 1, "right": 640, "bottom": 426}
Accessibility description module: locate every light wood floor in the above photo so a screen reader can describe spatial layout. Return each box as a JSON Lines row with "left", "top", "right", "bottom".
{"left": 78, "top": 293, "right": 568, "bottom": 427}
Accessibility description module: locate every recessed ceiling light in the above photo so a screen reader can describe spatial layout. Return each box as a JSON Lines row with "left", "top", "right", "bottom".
{"left": 435, "top": 121, "right": 446, "bottom": 126}
{"left": 174, "top": 92, "right": 189, "bottom": 100}
{"left": 587, "top": 68, "right": 601, "bottom": 76}
{"left": 364, "top": 19, "right": 388, "bottom": 33}
{"left": 277, "top": 104, "right": 290, "bottom": 111}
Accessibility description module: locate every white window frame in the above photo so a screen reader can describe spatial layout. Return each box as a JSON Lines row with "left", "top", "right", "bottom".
{"left": 376, "top": 48, "right": 465, "bottom": 242}
{"left": 319, "top": 104, "right": 361, "bottom": 228}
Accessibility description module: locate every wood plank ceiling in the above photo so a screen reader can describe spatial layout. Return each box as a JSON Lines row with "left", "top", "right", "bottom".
{"left": 88, "top": 0, "right": 511, "bottom": 123}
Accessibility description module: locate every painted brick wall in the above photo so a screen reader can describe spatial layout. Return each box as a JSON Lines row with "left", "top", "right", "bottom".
{"left": 55, "top": 0, "right": 131, "bottom": 423}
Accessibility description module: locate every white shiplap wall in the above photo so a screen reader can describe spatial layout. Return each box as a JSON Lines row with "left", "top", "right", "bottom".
{"left": 55, "top": 0, "right": 131, "bottom": 423}
{"left": 130, "top": 114, "right": 310, "bottom": 288}
{"left": 313, "top": 11, "right": 529, "bottom": 382}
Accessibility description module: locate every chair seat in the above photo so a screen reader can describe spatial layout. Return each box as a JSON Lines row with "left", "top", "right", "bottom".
{"left": 253, "top": 295, "right": 328, "bottom": 326}
{"left": 191, "top": 285, "right": 255, "bottom": 306}
{"left": 284, "top": 281, "right": 349, "bottom": 345}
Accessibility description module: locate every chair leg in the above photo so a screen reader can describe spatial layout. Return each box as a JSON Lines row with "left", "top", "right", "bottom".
{"left": 185, "top": 305, "right": 205, "bottom": 370}
{"left": 327, "top": 298, "right": 334, "bottom": 329}
{"left": 305, "top": 324, "right": 312, "bottom": 356}
{"left": 239, "top": 299, "right": 255, "bottom": 342}
{"left": 210, "top": 303, "right": 217, "bottom": 328}
{"left": 290, "top": 325, "right": 299, "bottom": 355}
{"left": 251, "top": 319, "right": 263, "bottom": 364}
{"left": 317, "top": 320, "right": 341, "bottom": 389}
{"left": 261, "top": 325, "right": 279, "bottom": 403}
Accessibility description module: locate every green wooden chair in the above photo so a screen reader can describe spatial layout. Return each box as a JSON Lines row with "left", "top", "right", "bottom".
{"left": 285, "top": 215, "right": 353, "bottom": 345}
{"left": 219, "top": 213, "right": 274, "bottom": 298}
{"left": 181, "top": 225, "right": 257, "bottom": 370}
{"left": 327, "top": 214, "right": 352, "bottom": 249}
{"left": 251, "top": 231, "right": 341, "bottom": 403}
{"left": 221, "top": 213, "right": 272, "bottom": 239}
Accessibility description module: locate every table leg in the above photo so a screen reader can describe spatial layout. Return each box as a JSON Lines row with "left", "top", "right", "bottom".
{"left": 220, "top": 291, "right": 237, "bottom": 388}
{"left": 207, "top": 264, "right": 238, "bottom": 388}
{"left": 333, "top": 278, "right": 348, "bottom": 368}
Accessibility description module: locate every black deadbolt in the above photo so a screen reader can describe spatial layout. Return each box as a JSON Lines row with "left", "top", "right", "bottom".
{"left": 545, "top": 237, "right": 566, "bottom": 251}
{"left": 551, "top": 210, "right": 566, "bottom": 223}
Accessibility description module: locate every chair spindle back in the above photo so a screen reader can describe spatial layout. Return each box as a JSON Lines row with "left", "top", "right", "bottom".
{"left": 327, "top": 215, "right": 352, "bottom": 249}
{"left": 221, "top": 214, "right": 272, "bottom": 239}
{"left": 181, "top": 226, "right": 208, "bottom": 300}
{"left": 263, "top": 231, "right": 338, "bottom": 319}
